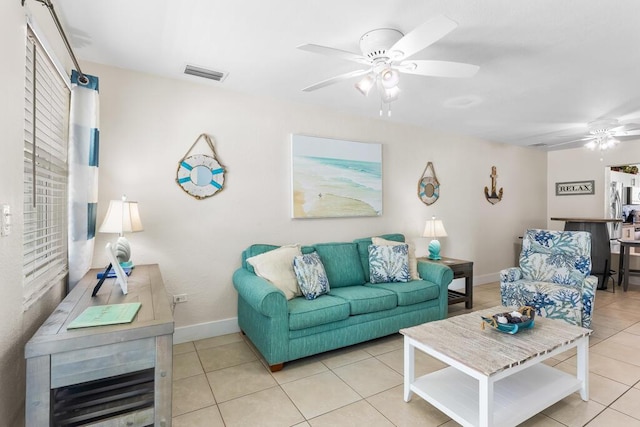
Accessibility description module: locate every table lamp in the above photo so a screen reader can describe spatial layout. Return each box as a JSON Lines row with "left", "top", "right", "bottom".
{"left": 423, "top": 216, "right": 447, "bottom": 260}
{"left": 99, "top": 195, "right": 143, "bottom": 267}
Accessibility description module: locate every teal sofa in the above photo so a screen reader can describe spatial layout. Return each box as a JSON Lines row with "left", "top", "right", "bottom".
{"left": 232, "top": 234, "right": 454, "bottom": 371}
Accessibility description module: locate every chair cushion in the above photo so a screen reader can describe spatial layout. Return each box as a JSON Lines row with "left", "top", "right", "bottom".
{"left": 329, "top": 286, "right": 397, "bottom": 315}
{"left": 313, "top": 242, "right": 365, "bottom": 287}
{"left": 520, "top": 229, "right": 592, "bottom": 285}
{"left": 288, "top": 295, "right": 350, "bottom": 330}
{"left": 367, "top": 280, "right": 440, "bottom": 306}
{"left": 501, "top": 279, "right": 585, "bottom": 327}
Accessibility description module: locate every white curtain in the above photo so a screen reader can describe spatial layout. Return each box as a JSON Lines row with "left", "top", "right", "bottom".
{"left": 68, "top": 70, "right": 100, "bottom": 290}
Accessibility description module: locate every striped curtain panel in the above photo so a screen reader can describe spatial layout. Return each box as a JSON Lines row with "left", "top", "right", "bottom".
{"left": 68, "top": 70, "right": 100, "bottom": 290}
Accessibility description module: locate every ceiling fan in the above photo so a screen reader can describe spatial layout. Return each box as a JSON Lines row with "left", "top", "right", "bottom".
{"left": 297, "top": 15, "right": 479, "bottom": 116}
{"left": 547, "top": 118, "right": 640, "bottom": 150}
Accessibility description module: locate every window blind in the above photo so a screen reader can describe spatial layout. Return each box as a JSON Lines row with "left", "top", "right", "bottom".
{"left": 23, "top": 28, "right": 70, "bottom": 308}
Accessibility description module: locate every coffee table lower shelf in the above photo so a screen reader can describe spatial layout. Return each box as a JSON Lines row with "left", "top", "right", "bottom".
{"left": 410, "top": 363, "right": 582, "bottom": 427}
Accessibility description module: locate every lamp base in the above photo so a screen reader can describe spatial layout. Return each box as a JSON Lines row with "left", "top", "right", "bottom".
{"left": 428, "top": 239, "right": 442, "bottom": 260}
{"left": 115, "top": 236, "right": 132, "bottom": 263}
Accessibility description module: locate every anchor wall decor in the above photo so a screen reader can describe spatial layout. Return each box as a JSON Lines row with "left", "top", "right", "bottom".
{"left": 484, "top": 165, "right": 503, "bottom": 205}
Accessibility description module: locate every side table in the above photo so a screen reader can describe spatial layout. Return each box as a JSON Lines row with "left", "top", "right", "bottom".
{"left": 419, "top": 256, "right": 473, "bottom": 309}
{"left": 25, "top": 264, "right": 174, "bottom": 426}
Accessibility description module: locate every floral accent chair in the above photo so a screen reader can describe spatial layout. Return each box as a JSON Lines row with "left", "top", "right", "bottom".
{"left": 500, "top": 229, "right": 597, "bottom": 328}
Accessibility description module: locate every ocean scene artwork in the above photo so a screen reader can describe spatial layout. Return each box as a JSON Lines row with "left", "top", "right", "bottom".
{"left": 291, "top": 135, "right": 382, "bottom": 218}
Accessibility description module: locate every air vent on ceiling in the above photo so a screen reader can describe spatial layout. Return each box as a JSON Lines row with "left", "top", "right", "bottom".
{"left": 184, "top": 65, "right": 227, "bottom": 82}
{"left": 529, "top": 143, "right": 547, "bottom": 147}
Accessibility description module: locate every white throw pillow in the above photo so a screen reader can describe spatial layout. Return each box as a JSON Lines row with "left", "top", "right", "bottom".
{"left": 246, "top": 244, "right": 302, "bottom": 300}
{"left": 372, "top": 237, "right": 420, "bottom": 280}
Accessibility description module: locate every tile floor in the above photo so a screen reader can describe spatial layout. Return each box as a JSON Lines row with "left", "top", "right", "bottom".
{"left": 172, "top": 282, "right": 640, "bottom": 426}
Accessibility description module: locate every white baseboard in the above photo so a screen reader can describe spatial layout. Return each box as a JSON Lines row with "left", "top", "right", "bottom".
{"left": 174, "top": 317, "right": 240, "bottom": 344}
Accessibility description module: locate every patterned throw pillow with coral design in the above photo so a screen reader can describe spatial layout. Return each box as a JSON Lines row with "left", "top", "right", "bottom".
{"left": 293, "top": 251, "right": 330, "bottom": 300}
{"left": 368, "top": 244, "right": 410, "bottom": 284}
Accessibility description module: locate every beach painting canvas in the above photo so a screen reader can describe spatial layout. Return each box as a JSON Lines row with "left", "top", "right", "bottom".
{"left": 291, "top": 134, "right": 382, "bottom": 218}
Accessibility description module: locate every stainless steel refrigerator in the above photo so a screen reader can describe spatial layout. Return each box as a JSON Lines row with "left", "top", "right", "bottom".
{"left": 608, "top": 181, "right": 624, "bottom": 245}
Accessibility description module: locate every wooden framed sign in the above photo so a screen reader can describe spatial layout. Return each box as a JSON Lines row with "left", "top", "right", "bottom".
{"left": 555, "top": 180, "right": 595, "bottom": 196}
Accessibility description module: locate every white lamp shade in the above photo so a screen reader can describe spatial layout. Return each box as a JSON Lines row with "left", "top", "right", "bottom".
{"left": 99, "top": 200, "right": 144, "bottom": 234}
{"left": 423, "top": 218, "right": 447, "bottom": 238}
{"left": 355, "top": 74, "right": 376, "bottom": 96}
{"left": 381, "top": 68, "right": 400, "bottom": 89}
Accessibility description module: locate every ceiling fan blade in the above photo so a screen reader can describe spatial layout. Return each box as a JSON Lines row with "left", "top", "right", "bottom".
{"left": 389, "top": 15, "right": 458, "bottom": 60}
{"left": 612, "top": 123, "right": 640, "bottom": 132}
{"left": 297, "top": 44, "right": 370, "bottom": 65}
{"left": 398, "top": 60, "right": 479, "bottom": 78}
{"left": 302, "top": 69, "right": 370, "bottom": 92}
{"left": 616, "top": 130, "right": 640, "bottom": 137}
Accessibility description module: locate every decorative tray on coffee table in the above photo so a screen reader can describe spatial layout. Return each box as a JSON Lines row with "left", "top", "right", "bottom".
{"left": 481, "top": 306, "right": 535, "bottom": 334}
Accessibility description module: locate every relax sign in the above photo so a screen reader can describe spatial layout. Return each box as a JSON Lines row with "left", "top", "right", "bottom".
{"left": 555, "top": 180, "right": 595, "bottom": 196}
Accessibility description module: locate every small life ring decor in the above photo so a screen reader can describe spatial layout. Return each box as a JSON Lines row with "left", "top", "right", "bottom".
{"left": 176, "top": 133, "right": 226, "bottom": 200}
{"left": 418, "top": 162, "right": 440, "bottom": 206}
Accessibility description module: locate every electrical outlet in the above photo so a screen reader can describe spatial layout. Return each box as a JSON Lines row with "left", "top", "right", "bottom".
{"left": 173, "top": 294, "right": 188, "bottom": 304}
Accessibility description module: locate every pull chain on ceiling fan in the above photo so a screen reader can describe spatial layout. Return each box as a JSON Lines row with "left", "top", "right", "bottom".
{"left": 297, "top": 15, "right": 479, "bottom": 116}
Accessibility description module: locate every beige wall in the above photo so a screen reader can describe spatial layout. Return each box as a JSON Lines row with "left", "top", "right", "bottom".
{"left": 84, "top": 61, "right": 548, "bottom": 337}
{"left": 0, "top": 2, "right": 73, "bottom": 425}
{"left": 547, "top": 144, "right": 640, "bottom": 229}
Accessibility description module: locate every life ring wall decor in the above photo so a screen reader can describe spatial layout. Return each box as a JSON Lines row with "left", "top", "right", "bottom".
{"left": 418, "top": 162, "right": 440, "bottom": 205}
{"left": 176, "top": 133, "right": 226, "bottom": 200}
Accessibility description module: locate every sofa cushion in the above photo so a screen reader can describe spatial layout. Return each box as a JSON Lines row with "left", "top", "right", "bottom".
{"left": 288, "top": 295, "right": 350, "bottom": 330}
{"left": 329, "top": 286, "right": 397, "bottom": 315}
{"left": 242, "top": 244, "right": 280, "bottom": 273}
{"left": 313, "top": 242, "right": 365, "bottom": 287}
{"left": 372, "top": 236, "right": 420, "bottom": 280}
{"left": 367, "top": 280, "right": 440, "bottom": 306}
{"left": 369, "top": 244, "right": 411, "bottom": 284}
{"left": 354, "top": 234, "right": 405, "bottom": 282}
{"left": 246, "top": 244, "right": 302, "bottom": 300}
{"left": 293, "top": 251, "right": 330, "bottom": 300}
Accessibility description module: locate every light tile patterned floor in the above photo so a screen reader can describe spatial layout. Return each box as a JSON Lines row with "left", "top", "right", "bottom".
{"left": 172, "top": 282, "right": 640, "bottom": 426}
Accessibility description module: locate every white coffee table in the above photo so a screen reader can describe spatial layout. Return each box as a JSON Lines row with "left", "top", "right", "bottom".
{"left": 401, "top": 306, "right": 591, "bottom": 427}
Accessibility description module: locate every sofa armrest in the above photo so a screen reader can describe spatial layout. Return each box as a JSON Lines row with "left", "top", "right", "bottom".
{"left": 232, "top": 269, "right": 287, "bottom": 317}
{"left": 500, "top": 267, "right": 522, "bottom": 283}
{"left": 417, "top": 261, "right": 454, "bottom": 287}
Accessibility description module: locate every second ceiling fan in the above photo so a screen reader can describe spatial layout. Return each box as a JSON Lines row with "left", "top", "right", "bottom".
{"left": 297, "top": 15, "right": 479, "bottom": 115}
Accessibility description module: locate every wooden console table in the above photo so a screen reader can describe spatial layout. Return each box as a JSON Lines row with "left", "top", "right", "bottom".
{"left": 25, "top": 264, "right": 174, "bottom": 426}
{"left": 419, "top": 257, "right": 473, "bottom": 309}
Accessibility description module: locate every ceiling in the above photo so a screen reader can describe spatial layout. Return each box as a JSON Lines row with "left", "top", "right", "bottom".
{"left": 51, "top": 0, "right": 640, "bottom": 150}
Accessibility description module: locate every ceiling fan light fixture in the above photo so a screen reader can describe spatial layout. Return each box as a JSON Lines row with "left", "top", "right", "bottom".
{"left": 380, "top": 68, "right": 400, "bottom": 89}
{"left": 355, "top": 74, "right": 376, "bottom": 96}
{"left": 381, "top": 86, "right": 401, "bottom": 103}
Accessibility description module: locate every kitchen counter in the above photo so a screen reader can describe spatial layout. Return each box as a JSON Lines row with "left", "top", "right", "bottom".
{"left": 550, "top": 217, "right": 623, "bottom": 223}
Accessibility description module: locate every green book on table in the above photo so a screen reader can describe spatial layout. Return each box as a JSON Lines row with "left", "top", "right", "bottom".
{"left": 67, "top": 302, "right": 142, "bottom": 329}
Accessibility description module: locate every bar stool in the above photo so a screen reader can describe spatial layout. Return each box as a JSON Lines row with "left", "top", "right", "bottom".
{"left": 617, "top": 239, "right": 640, "bottom": 291}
